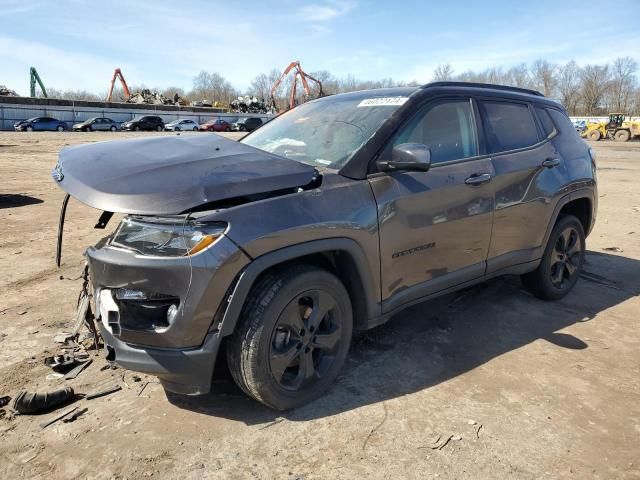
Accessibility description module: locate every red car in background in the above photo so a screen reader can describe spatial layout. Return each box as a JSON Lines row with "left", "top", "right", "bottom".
{"left": 199, "top": 118, "right": 232, "bottom": 132}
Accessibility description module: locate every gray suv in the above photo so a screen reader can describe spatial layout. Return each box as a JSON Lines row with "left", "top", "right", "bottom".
{"left": 53, "top": 82, "right": 597, "bottom": 410}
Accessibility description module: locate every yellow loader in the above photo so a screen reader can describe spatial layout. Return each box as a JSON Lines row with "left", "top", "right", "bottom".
{"left": 582, "top": 113, "right": 640, "bottom": 141}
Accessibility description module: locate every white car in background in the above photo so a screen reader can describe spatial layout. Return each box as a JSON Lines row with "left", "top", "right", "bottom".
{"left": 164, "top": 119, "right": 199, "bottom": 131}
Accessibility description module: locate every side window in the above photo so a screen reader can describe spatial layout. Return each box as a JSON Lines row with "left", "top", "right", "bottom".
{"left": 386, "top": 100, "right": 477, "bottom": 165}
{"left": 535, "top": 107, "right": 555, "bottom": 137}
{"left": 481, "top": 101, "right": 539, "bottom": 153}
{"left": 546, "top": 108, "right": 575, "bottom": 135}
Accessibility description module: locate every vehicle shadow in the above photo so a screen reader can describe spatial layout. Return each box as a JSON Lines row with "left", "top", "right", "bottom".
{"left": 0, "top": 193, "right": 44, "bottom": 209}
{"left": 166, "top": 250, "right": 640, "bottom": 424}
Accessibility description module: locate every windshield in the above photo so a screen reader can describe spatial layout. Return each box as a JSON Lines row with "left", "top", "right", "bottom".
{"left": 241, "top": 94, "right": 407, "bottom": 168}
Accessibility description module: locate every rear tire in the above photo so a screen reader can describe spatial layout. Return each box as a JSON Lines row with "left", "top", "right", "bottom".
{"left": 614, "top": 129, "right": 630, "bottom": 142}
{"left": 156, "top": 125, "right": 163, "bottom": 132}
{"left": 521, "top": 215, "right": 585, "bottom": 300}
{"left": 587, "top": 129, "right": 601, "bottom": 141}
{"left": 227, "top": 265, "right": 353, "bottom": 410}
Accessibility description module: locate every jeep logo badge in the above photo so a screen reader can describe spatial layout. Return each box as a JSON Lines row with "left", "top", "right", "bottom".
{"left": 51, "top": 162, "right": 64, "bottom": 182}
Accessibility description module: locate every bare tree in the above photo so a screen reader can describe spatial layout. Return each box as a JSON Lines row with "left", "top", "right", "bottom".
{"left": 46, "top": 89, "right": 102, "bottom": 101}
{"left": 609, "top": 56, "right": 638, "bottom": 113}
{"left": 505, "top": 63, "right": 531, "bottom": 88}
{"left": 557, "top": 61, "right": 581, "bottom": 115}
{"left": 190, "top": 71, "right": 237, "bottom": 106}
{"left": 530, "top": 59, "right": 557, "bottom": 96}
{"left": 248, "top": 73, "right": 271, "bottom": 101}
{"left": 161, "top": 86, "right": 187, "bottom": 102}
{"left": 580, "top": 64, "right": 610, "bottom": 115}
{"left": 432, "top": 64, "right": 454, "bottom": 81}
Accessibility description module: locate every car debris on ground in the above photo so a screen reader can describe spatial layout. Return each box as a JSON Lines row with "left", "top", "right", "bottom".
{"left": 85, "top": 385, "right": 122, "bottom": 400}
{"left": 12, "top": 386, "right": 75, "bottom": 415}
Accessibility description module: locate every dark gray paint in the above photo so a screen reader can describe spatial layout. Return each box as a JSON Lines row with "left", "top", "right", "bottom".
{"left": 56, "top": 83, "right": 597, "bottom": 395}
{"left": 55, "top": 133, "right": 317, "bottom": 215}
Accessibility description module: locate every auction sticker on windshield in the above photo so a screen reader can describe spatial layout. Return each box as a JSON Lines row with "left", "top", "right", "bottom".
{"left": 357, "top": 97, "right": 408, "bottom": 107}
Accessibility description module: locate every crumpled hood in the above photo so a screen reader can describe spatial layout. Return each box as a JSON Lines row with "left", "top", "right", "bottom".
{"left": 53, "top": 134, "right": 317, "bottom": 215}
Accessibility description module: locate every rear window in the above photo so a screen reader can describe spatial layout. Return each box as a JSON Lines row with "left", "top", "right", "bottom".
{"left": 481, "top": 101, "right": 539, "bottom": 153}
{"left": 535, "top": 107, "right": 555, "bottom": 137}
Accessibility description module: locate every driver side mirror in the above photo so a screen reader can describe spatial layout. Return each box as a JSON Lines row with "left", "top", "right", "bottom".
{"left": 376, "top": 143, "right": 431, "bottom": 173}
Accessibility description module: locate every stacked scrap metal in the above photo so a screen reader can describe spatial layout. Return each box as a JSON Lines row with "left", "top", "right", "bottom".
{"left": 0, "top": 85, "right": 19, "bottom": 96}
{"left": 230, "top": 96, "right": 270, "bottom": 114}
{"left": 126, "top": 89, "right": 185, "bottom": 106}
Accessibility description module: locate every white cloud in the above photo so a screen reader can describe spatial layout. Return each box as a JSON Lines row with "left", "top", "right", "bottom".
{"left": 297, "top": 1, "right": 355, "bottom": 22}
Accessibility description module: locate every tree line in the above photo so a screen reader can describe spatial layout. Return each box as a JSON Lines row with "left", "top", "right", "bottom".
{"left": 41, "top": 57, "right": 639, "bottom": 116}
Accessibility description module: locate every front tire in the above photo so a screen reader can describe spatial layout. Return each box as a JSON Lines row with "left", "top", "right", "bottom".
{"left": 134, "top": 125, "right": 141, "bottom": 131}
{"left": 521, "top": 215, "right": 585, "bottom": 300}
{"left": 587, "top": 129, "right": 601, "bottom": 141}
{"left": 110, "top": 126, "right": 117, "bottom": 132}
{"left": 57, "top": 125, "right": 64, "bottom": 132}
{"left": 26, "top": 126, "right": 33, "bottom": 132}
{"left": 156, "top": 125, "right": 163, "bottom": 132}
{"left": 227, "top": 266, "right": 353, "bottom": 410}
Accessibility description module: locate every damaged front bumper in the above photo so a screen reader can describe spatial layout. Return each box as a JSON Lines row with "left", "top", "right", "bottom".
{"left": 88, "top": 234, "right": 250, "bottom": 394}
{"left": 98, "top": 321, "right": 222, "bottom": 395}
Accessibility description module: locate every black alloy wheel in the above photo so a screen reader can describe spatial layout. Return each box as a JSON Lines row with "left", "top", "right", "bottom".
{"left": 521, "top": 215, "right": 585, "bottom": 300}
{"left": 227, "top": 266, "right": 353, "bottom": 410}
{"left": 269, "top": 290, "right": 343, "bottom": 391}
{"left": 549, "top": 225, "right": 581, "bottom": 290}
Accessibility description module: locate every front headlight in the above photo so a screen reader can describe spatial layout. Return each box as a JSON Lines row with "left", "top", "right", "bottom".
{"left": 111, "top": 217, "right": 226, "bottom": 257}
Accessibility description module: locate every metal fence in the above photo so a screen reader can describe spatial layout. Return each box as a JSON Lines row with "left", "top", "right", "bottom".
{"left": 0, "top": 100, "right": 272, "bottom": 131}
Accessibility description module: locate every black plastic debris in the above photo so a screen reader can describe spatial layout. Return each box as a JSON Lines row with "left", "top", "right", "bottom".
{"left": 12, "top": 387, "right": 75, "bottom": 414}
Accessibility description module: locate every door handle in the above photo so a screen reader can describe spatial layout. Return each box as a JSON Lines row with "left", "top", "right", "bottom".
{"left": 542, "top": 158, "right": 561, "bottom": 168}
{"left": 464, "top": 173, "right": 492, "bottom": 185}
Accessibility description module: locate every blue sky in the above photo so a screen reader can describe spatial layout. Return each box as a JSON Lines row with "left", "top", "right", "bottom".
{"left": 1, "top": 0, "right": 639, "bottom": 95}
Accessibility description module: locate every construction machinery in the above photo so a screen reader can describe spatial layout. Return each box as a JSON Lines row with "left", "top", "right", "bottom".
{"left": 269, "top": 61, "right": 324, "bottom": 112}
{"left": 582, "top": 113, "right": 640, "bottom": 142}
{"left": 29, "top": 67, "right": 47, "bottom": 98}
{"left": 106, "top": 68, "right": 132, "bottom": 102}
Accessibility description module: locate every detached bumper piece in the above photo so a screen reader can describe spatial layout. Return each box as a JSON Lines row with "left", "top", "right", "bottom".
{"left": 98, "top": 322, "right": 221, "bottom": 395}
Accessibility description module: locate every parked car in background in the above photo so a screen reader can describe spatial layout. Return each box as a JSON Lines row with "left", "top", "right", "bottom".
{"left": 73, "top": 117, "right": 120, "bottom": 132}
{"left": 573, "top": 119, "right": 587, "bottom": 135}
{"left": 199, "top": 118, "right": 232, "bottom": 132}
{"left": 231, "top": 117, "right": 263, "bottom": 132}
{"left": 165, "top": 119, "right": 199, "bottom": 131}
{"left": 14, "top": 116, "right": 67, "bottom": 132}
{"left": 121, "top": 116, "right": 165, "bottom": 131}
{"left": 53, "top": 82, "right": 597, "bottom": 410}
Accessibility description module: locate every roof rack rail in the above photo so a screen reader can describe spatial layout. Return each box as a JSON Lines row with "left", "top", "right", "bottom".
{"left": 422, "top": 81, "right": 544, "bottom": 97}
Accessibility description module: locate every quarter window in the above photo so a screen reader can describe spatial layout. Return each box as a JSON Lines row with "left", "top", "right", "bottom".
{"left": 481, "top": 101, "right": 538, "bottom": 153}
{"left": 535, "top": 107, "right": 555, "bottom": 137}
{"left": 386, "top": 100, "right": 477, "bottom": 165}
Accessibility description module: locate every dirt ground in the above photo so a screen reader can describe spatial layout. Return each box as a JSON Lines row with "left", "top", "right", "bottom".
{"left": 0, "top": 131, "right": 639, "bottom": 480}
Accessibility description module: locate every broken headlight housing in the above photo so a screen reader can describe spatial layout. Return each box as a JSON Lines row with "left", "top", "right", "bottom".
{"left": 111, "top": 217, "right": 226, "bottom": 257}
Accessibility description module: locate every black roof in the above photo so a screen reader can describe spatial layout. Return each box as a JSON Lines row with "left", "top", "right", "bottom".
{"left": 323, "top": 82, "right": 547, "bottom": 103}
{"left": 423, "top": 81, "right": 543, "bottom": 97}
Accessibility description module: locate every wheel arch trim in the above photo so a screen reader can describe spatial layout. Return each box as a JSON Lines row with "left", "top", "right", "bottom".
{"left": 217, "top": 238, "right": 380, "bottom": 337}
{"left": 543, "top": 187, "right": 595, "bottom": 248}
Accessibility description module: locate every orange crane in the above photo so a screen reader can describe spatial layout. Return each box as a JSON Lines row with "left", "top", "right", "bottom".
{"left": 106, "top": 68, "right": 132, "bottom": 102}
{"left": 269, "top": 61, "right": 324, "bottom": 112}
